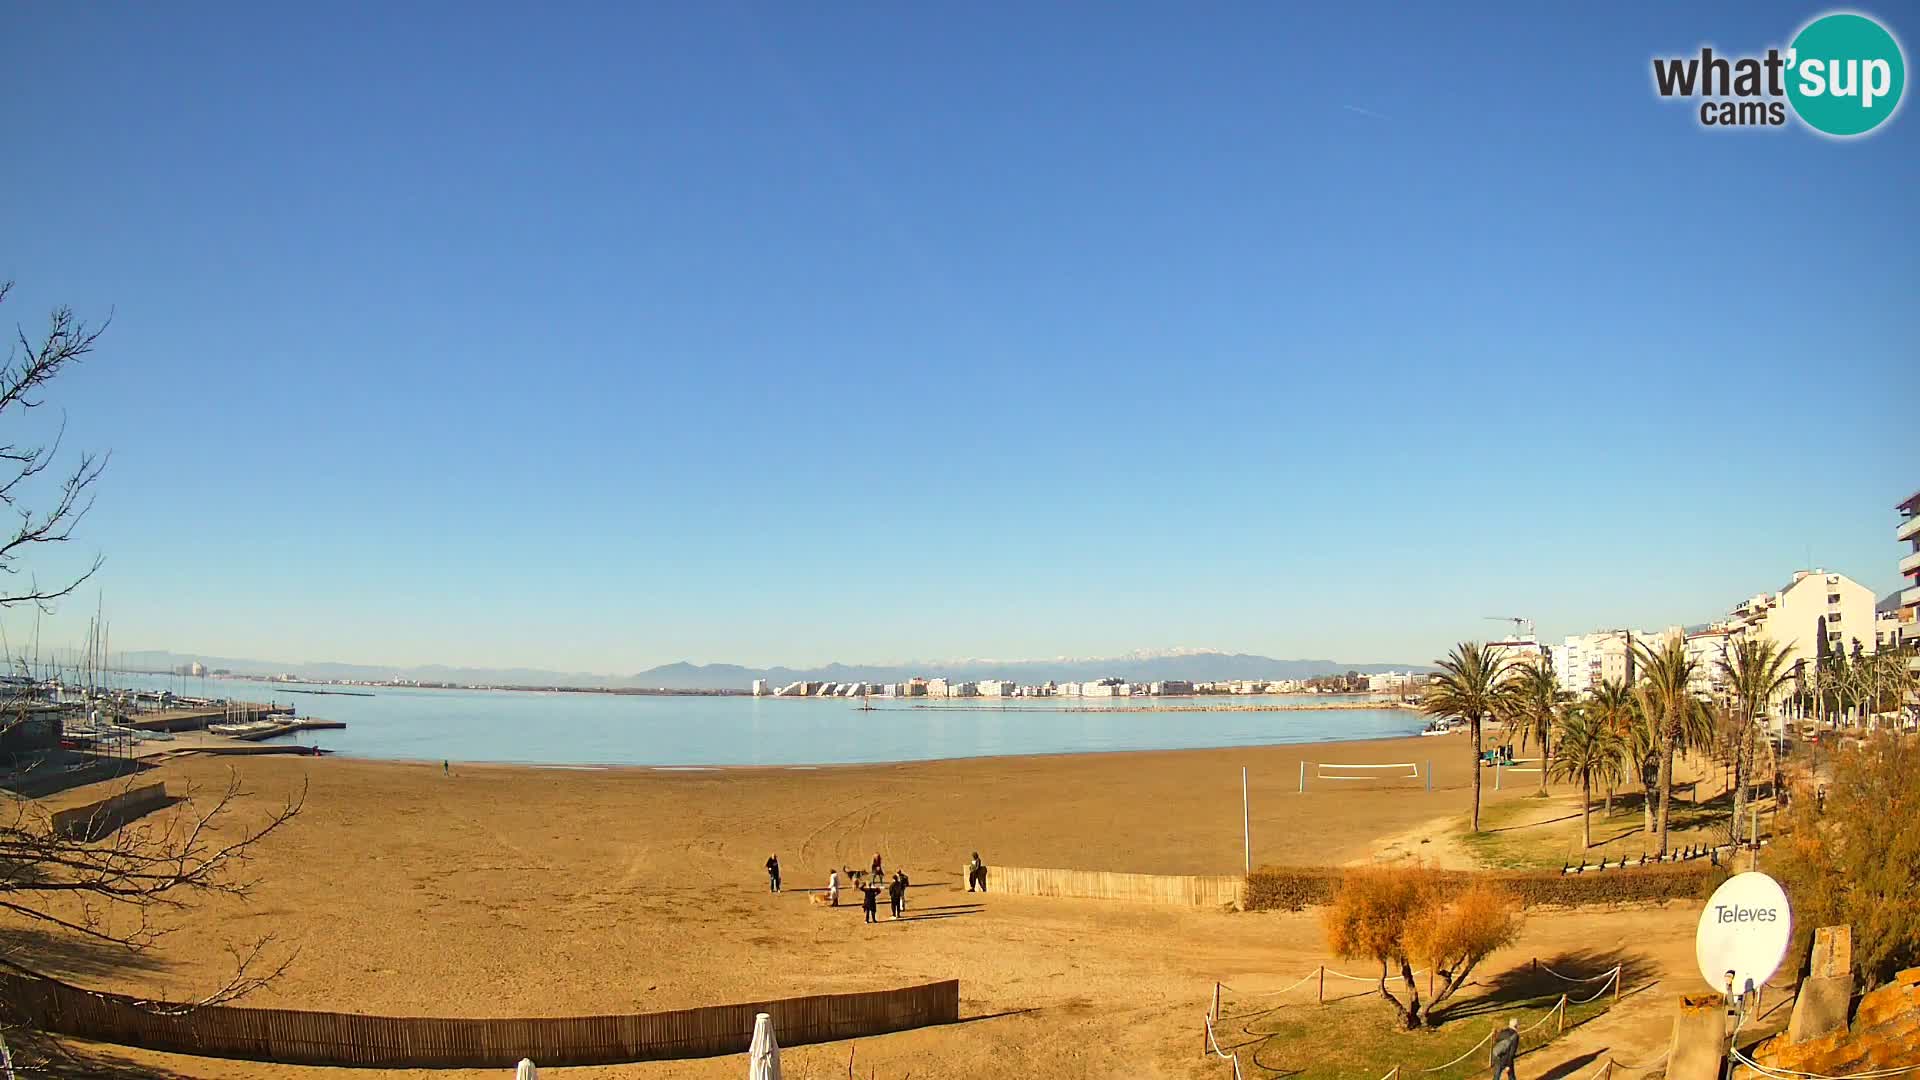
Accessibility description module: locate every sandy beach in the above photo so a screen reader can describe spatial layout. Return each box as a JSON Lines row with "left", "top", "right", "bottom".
{"left": 8, "top": 735, "right": 1713, "bottom": 1079}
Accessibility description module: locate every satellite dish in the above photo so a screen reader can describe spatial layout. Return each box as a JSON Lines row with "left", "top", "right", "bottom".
{"left": 1695, "top": 871, "right": 1792, "bottom": 998}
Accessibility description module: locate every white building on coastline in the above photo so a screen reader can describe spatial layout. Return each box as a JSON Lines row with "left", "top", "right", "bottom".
{"left": 1725, "top": 569, "right": 1877, "bottom": 671}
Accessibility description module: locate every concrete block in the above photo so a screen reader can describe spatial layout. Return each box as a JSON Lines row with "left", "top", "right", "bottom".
{"left": 1671, "top": 994, "right": 1729, "bottom": 1080}
{"left": 1789, "top": 926, "right": 1856, "bottom": 1045}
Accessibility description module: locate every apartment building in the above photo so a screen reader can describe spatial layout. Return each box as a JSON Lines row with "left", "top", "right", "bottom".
{"left": 1900, "top": 490, "right": 1920, "bottom": 661}
{"left": 1726, "top": 569, "right": 1877, "bottom": 671}
{"left": 1550, "top": 630, "right": 1643, "bottom": 695}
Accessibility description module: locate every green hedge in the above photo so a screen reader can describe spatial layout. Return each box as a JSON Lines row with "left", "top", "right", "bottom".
{"left": 1243, "top": 862, "right": 1726, "bottom": 912}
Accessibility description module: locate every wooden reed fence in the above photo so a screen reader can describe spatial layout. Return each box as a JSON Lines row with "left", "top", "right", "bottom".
{"left": 0, "top": 972, "right": 958, "bottom": 1068}
{"left": 981, "top": 864, "right": 1244, "bottom": 909}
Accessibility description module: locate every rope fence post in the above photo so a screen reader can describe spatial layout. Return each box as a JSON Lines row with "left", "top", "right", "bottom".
{"left": 1558, "top": 994, "right": 1567, "bottom": 1034}
{"left": 1299, "top": 760, "right": 1306, "bottom": 794}
{"left": 1318, "top": 965, "right": 1324, "bottom": 1004}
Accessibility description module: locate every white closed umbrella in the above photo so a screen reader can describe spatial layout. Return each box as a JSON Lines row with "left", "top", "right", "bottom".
{"left": 516, "top": 1058, "right": 539, "bottom": 1080}
{"left": 748, "top": 1011, "right": 782, "bottom": 1080}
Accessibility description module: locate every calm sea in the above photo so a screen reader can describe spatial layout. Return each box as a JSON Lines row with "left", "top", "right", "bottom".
{"left": 110, "top": 675, "right": 1424, "bottom": 767}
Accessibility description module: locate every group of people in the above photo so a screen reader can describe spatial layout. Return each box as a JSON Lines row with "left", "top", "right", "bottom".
{"left": 765, "top": 850, "right": 988, "bottom": 923}
{"left": 822, "top": 854, "right": 911, "bottom": 922}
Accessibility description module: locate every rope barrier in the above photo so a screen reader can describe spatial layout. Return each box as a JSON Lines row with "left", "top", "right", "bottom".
{"left": 1421, "top": 1028, "right": 1495, "bottom": 1072}
{"left": 1569, "top": 969, "right": 1622, "bottom": 1005}
{"left": 1202, "top": 1012, "right": 1246, "bottom": 1080}
{"left": 1729, "top": 1046, "right": 1920, "bottom": 1079}
{"left": 1324, "top": 967, "right": 1428, "bottom": 982}
{"left": 1216, "top": 969, "right": 1324, "bottom": 1000}
{"left": 1539, "top": 962, "right": 1621, "bottom": 983}
{"left": 1519, "top": 996, "right": 1569, "bottom": 1035}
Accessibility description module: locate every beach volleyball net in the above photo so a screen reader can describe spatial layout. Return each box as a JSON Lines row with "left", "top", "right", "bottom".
{"left": 1299, "top": 761, "right": 1427, "bottom": 792}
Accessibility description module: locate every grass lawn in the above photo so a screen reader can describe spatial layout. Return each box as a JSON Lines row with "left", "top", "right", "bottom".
{"left": 1211, "top": 961, "right": 1624, "bottom": 1080}
{"left": 1459, "top": 775, "right": 1768, "bottom": 872}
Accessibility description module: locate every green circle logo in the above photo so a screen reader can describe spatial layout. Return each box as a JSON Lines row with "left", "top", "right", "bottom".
{"left": 1786, "top": 13, "right": 1906, "bottom": 136}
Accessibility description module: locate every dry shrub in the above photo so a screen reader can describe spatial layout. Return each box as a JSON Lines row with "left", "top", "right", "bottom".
{"left": 1773, "top": 733, "right": 1920, "bottom": 989}
{"left": 1321, "top": 862, "right": 1521, "bottom": 1028}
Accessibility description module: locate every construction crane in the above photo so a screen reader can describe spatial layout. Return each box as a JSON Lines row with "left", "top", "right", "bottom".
{"left": 1483, "top": 616, "right": 1536, "bottom": 641}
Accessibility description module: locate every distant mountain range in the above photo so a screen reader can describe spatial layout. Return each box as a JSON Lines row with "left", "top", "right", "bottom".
{"left": 111, "top": 648, "right": 1432, "bottom": 691}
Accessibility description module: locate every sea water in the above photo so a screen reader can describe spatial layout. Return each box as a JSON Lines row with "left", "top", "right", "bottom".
{"left": 110, "top": 675, "right": 1423, "bottom": 767}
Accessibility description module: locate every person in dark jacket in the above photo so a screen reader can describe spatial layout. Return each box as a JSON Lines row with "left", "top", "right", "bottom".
{"left": 860, "top": 881, "right": 880, "bottom": 923}
{"left": 765, "top": 855, "right": 781, "bottom": 893}
{"left": 1490, "top": 1018, "right": 1520, "bottom": 1080}
{"left": 887, "top": 872, "right": 905, "bottom": 919}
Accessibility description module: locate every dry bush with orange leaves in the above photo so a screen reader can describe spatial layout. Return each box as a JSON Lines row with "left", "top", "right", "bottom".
{"left": 1323, "top": 862, "right": 1522, "bottom": 1028}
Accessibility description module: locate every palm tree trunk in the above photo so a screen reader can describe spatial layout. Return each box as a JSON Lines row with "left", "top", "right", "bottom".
{"left": 1581, "top": 777, "right": 1592, "bottom": 849}
{"left": 1470, "top": 718, "right": 1483, "bottom": 832}
{"left": 1656, "top": 738, "right": 1675, "bottom": 855}
{"left": 1729, "top": 728, "right": 1748, "bottom": 847}
{"left": 1539, "top": 720, "right": 1550, "bottom": 796}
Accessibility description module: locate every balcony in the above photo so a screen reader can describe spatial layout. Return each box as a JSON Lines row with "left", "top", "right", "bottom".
{"left": 1905, "top": 585, "right": 1920, "bottom": 609}
{"left": 1903, "top": 548, "right": 1920, "bottom": 578}
{"left": 1901, "top": 514, "right": 1920, "bottom": 544}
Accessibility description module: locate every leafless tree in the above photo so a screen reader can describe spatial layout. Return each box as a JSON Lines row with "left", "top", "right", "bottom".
{"left": 0, "top": 772, "right": 306, "bottom": 1009}
{"left": 0, "top": 281, "right": 109, "bottom": 611}
{"left": 0, "top": 283, "right": 303, "bottom": 1038}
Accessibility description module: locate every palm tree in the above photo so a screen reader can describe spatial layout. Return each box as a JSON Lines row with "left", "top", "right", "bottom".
{"left": 1550, "top": 704, "right": 1626, "bottom": 849}
{"left": 1623, "top": 698, "right": 1662, "bottom": 835}
{"left": 1632, "top": 636, "right": 1698, "bottom": 855}
{"left": 1505, "top": 658, "right": 1566, "bottom": 796}
{"left": 1587, "top": 678, "right": 1636, "bottom": 817}
{"left": 1720, "top": 637, "right": 1793, "bottom": 847}
{"left": 1422, "top": 642, "right": 1520, "bottom": 833}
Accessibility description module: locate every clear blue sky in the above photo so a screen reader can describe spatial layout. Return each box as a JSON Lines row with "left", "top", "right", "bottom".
{"left": 3, "top": 3, "right": 1914, "bottom": 674}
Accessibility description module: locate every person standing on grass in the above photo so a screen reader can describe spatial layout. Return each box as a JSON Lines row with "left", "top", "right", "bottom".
{"left": 1490, "top": 1018, "right": 1520, "bottom": 1080}
{"left": 861, "top": 881, "right": 880, "bottom": 923}
{"left": 765, "top": 854, "right": 781, "bottom": 893}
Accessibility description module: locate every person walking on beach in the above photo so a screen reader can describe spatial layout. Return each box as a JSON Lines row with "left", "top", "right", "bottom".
{"left": 443, "top": 759, "right": 450, "bottom": 777}
{"left": 871, "top": 852, "right": 884, "bottom": 880}
{"left": 887, "top": 872, "right": 905, "bottom": 919}
{"left": 765, "top": 855, "right": 781, "bottom": 893}
{"left": 968, "top": 852, "right": 988, "bottom": 893}
{"left": 1490, "top": 1018, "right": 1520, "bottom": 1080}
{"left": 861, "top": 881, "right": 880, "bottom": 923}
{"left": 896, "top": 869, "right": 910, "bottom": 912}
{"left": 827, "top": 868, "right": 841, "bottom": 907}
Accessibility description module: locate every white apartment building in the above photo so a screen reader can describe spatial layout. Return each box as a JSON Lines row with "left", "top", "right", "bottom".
{"left": 1366, "top": 671, "right": 1415, "bottom": 693}
{"left": 1684, "top": 627, "right": 1734, "bottom": 698}
{"left": 751, "top": 679, "right": 768, "bottom": 696}
{"left": 976, "top": 680, "right": 1009, "bottom": 697}
{"left": 1551, "top": 628, "right": 1683, "bottom": 696}
{"left": 1899, "top": 490, "right": 1920, "bottom": 663}
{"left": 1726, "top": 569, "right": 1877, "bottom": 672}
{"left": 926, "top": 678, "right": 948, "bottom": 698}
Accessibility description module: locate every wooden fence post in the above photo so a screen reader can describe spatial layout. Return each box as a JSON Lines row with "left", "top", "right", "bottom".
{"left": 1318, "top": 965, "right": 1325, "bottom": 1004}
